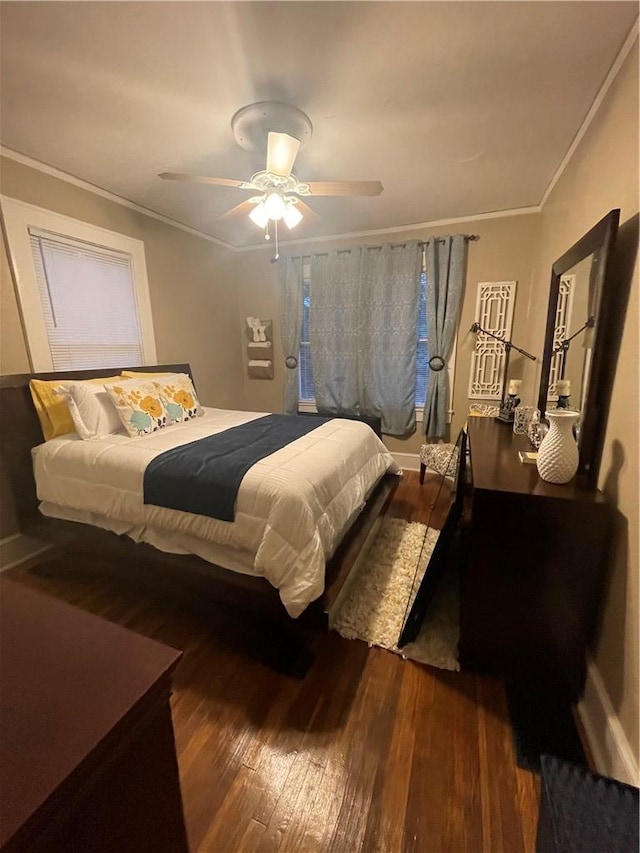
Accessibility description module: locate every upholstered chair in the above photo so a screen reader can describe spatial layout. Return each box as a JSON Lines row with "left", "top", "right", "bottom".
{"left": 419, "top": 443, "right": 459, "bottom": 484}
{"left": 419, "top": 403, "right": 499, "bottom": 484}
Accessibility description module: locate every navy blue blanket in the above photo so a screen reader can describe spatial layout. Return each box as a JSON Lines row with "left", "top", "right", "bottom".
{"left": 143, "top": 414, "right": 332, "bottom": 522}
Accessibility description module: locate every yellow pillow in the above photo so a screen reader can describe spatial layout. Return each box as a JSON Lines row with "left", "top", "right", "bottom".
{"left": 29, "top": 376, "right": 121, "bottom": 441}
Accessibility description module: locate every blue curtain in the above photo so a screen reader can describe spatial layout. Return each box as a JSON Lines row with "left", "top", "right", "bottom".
{"left": 308, "top": 242, "right": 422, "bottom": 436}
{"left": 359, "top": 242, "right": 422, "bottom": 435}
{"left": 309, "top": 251, "right": 362, "bottom": 416}
{"left": 423, "top": 235, "right": 468, "bottom": 438}
{"left": 278, "top": 256, "right": 304, "bottom": 414}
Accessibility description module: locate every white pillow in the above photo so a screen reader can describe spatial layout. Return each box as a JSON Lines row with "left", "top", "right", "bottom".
{"left": 56, "top": 382, "right": 123, "bottom": 440}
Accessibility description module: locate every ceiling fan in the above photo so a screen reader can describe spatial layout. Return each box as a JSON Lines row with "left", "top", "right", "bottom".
{"left": 159, "top": 101, "right": 383, "bottom": 238}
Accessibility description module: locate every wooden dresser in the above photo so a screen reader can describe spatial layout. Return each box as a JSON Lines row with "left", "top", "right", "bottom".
{"left": 460, "top": 418, "right": 611, "bottom": 701}
{"left": 0, "top": 579, "right": 188, "bottom": 853}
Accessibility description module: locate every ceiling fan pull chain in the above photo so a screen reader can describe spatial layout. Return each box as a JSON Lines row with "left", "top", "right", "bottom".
{"left": 275, "top": 219, "right": 280, "bottom": 260}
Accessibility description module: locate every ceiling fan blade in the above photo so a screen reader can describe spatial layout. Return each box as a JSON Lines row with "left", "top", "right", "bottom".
{"left": 295, "top": 200, "right": 320, "bottom": 223}
{"left": 215, "top": 199, "right": 258, "bottom": 223}
{"left": 266, "top": 132, "right": 300, "bottom": 178}
{"left": 307, "top": 180, "right": 383, "bottom": 197}
{"left": 159, "top": 172, "right": 247, "bottom": 189}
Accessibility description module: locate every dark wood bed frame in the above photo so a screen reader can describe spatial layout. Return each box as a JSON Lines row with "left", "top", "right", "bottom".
{"left": 0, "top": 364, "right": 398, "bottom": 637}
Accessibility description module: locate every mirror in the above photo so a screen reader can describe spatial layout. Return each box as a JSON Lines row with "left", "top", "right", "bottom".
{"left": 398, "top": 428, "right": 466, "bottom": 648}
{"left": 537, "top": 209, "right": 620, "bottom": 486}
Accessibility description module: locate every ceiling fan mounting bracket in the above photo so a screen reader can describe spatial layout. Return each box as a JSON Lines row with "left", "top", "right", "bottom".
{"left": 244, "top": 170, "right": 311, "bottom": 196}
{"left": 231, "top": 101, "right": 313, "bottom": 152}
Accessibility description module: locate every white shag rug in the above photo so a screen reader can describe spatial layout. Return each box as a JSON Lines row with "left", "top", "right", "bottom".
{"left": 331, "top": 516, "right": 460, "bottom": 671}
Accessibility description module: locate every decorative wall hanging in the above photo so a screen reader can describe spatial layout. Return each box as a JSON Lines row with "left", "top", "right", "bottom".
{"left": 468, "top": 281, "right": 517, "bottom": 400}
{"left": 246, "top": 317, "right": 273, "bottom": 379}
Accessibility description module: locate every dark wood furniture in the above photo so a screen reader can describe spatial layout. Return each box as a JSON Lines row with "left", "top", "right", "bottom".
{"left": 0, "top": 364, "right": 398, "bottom": 634}
{"left": 0, "top": 577, "right": 187, "bottom": 853}
{"left": 399, "top": 429, "right": 466, "bottom": 647}
{"left": 460, "top": 418, "right": 611, "bottom": 701}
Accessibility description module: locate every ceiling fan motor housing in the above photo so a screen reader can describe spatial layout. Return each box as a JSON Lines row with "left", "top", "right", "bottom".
{"left": 231, "top": 101, "right": 313, "bottom": 151}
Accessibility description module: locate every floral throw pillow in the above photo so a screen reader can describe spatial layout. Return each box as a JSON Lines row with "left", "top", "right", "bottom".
{"left": 105, "top": 378, "right": 171, "bottom": 437}
{"left": 151, "top": 374, "right": 203, "bottom": 424}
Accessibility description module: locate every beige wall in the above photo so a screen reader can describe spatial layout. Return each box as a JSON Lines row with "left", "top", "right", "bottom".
{"left": 230, "top": 212, "right": 541, "bottom": 454}
{"left": 0, "top": 234, "right": 30, "bottom": 374}
{"left": 530, "top": 42, "right": 639, "bottom": 774}
{"left": 0, "top": 156, "right": 244, "bottom": 410}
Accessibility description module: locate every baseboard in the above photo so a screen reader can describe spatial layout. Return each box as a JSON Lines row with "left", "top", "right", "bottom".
{"left": 578, "top": 655, "right": 639, "bottom": 786}
{"left": 0, "top": 532, "right": 51, "bottom": 573}
{"left": 391, "top": 452, "right": 420, "bottom": 472}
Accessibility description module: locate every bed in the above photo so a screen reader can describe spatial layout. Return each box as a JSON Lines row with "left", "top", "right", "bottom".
{"left": 0, "top": 364, "right": 400, "bottom": 632}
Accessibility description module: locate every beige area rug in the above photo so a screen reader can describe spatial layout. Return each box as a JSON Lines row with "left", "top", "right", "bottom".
{"left": 331, "top": 516, "right": 460, "bottom": 671}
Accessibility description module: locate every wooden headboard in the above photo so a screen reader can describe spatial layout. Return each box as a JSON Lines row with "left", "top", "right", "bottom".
{"left": 0, "top": 364, "right": 192, "bottom": 534}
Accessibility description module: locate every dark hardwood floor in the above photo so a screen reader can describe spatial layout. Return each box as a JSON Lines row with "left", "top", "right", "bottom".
{"left": 7, "top": 471, "right": 541, "bottom": 852}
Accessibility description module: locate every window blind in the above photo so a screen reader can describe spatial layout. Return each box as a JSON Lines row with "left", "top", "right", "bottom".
{"left": 29, "top": 229, "right": 144, "bottom": 371}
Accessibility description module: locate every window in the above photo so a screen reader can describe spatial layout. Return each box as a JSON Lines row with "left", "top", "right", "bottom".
{"left": 2, "top": 197, "right": 156, "bottom": 371}
{"left": 299, "top": 274, "right": 314, "bottom": 401}
{"left": 298, "top": 267, "right": 430, "bottom": 408}
{"left": 29, "top": 231, "right": 144, "bottom": 370}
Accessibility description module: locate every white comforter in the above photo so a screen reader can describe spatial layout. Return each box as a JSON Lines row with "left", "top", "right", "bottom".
{"left": 33, "top": 408, "right": 401, "bottom": 617}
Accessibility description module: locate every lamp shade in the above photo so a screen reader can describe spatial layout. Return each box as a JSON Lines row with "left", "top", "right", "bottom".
{"left": 249, "top": 201, "right": 269, "bottom": 229}
{"left": 283, "top": 202, "right": 303, "bottom": 229}
{"left": 264, "top": 192, "right": 285, "bottom": 221}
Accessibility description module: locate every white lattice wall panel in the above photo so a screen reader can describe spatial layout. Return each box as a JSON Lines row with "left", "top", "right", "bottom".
{"left": 468, "top": 281, "right": 517, "bottom": 400}
{"left": 547, "top": 274, "right": 575, "bottom": 402}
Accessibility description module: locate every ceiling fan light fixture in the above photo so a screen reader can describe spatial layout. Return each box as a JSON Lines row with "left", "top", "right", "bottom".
{"left": 283, "top": 201, "right": 303, "bottom": 229}
{"left": 264, "top": 191, "right": 286, "bottom": 221}
{"left": 248, "top": 201, "right": 269, "bottom": 229}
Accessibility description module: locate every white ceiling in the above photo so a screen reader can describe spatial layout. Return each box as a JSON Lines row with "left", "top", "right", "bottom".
{"left": 0, "top": 2, "right": 636, "bottom": 248}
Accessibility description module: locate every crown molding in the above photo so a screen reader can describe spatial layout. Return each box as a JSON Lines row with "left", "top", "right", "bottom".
{"left": 539, "top": 18, "right": 639, "bottom": 208}
{"left": 0, "top": 146, "right": 237, "bottom": 251}
{"left": 1, "top": 146, "right": 542, "bottom": 255}
{"left": 237, "top": 205, "right": 542, "bottom": 253}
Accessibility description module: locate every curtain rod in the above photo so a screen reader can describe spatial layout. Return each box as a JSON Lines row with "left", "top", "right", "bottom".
{"left": 278, "top": 234, "right": 479, "bottom": 262}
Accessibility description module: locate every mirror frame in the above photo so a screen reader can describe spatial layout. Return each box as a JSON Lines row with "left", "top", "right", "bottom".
{"left": 537, "top": 209, "right": 620, "bottom": 487}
